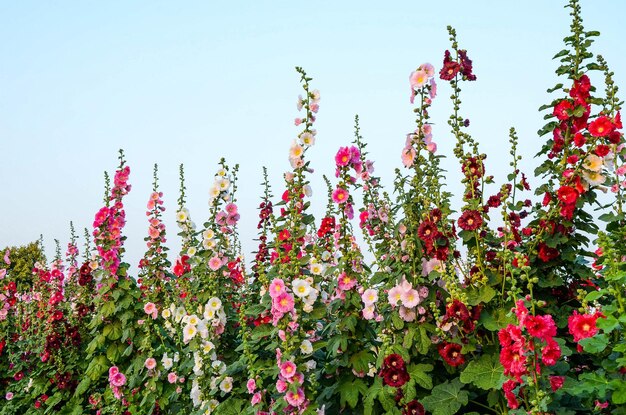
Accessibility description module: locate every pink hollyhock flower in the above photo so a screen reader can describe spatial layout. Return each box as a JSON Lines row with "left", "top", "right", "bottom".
{"left": 144, "top": 302, "right": 158, "bottom": 319}
{"left": 269, "top": 278, "right": 286, "bottom": 298}
{"left": 337, "top": 272, "right": 356, "bottom": 291}
{"left": 429, "top": 78, "right": 437, "bottom": 99}
{"left": 225, "top": 203, "right": 238, "bottom": 215}
{"left": 246, "top": 378, "right": 256, "bottom": 394}
{"left": 362, "top": 305, "right": 375, "bottom": 320}
{"left": 361, "top": 288, "right": 378, "bottom": 306}
{"left": 285, "top": 388, "right": 306, "bottom": 407}
{"left": 273, "top": 292, "right": 295, "bottom": 313}
{"left": 144, "top": 357, "right": 157, "bottom": 370}
{"left": 251, "top": 392, "right": 262, "bottom": 405}
{"left": 541, "top": 338, "right": 561, "bottom": 366}
{"left": 108, "top": 366, "right": 119, "bottom": 378}
{"left": 3, "top": 249, "right": 10, "bottom": 265}
{"left": 420, "top": 63, "right": 435, "bottom": 77}
{"left": 167, "top": 372, "right": 178, "bottom": 384}
{"left": 110, "top": 372, "right": 126, "bottom": 387}
{"left": 513, "top": 300, "right": 529, "bottom": 325}
{"left": 550, "top": 376, "right": 565, "bottom": 392}
{"left": 5, "top": 392, "right": 14, "bottom": 400}
{"left": 388, "top": 285, "right": 406, "bottom": 306}
{"left": 332, "top": 187, "right": 349, "bottom": 204}
{"left": 208, "top": 256, "right": 222, "bottom": 271}
{"left": 279, "top": 361, "right": 297, "bottom": 379}
{"left": 399, "top": 306, "right": 416, "bottom": 322}
{"left": 335, "top": 147, "right": 351, "bottom": 166}
{"left": 410, "top": 69, "right": 428, "bottom": 90}
{"left": 400, "top": 288, "right": 420, "bottom": 308}
{"left": 401, "top": 146, "right": 416, "bottom": 168}
{"left": 276, "top": 379, "right": 287, "bottom": 393}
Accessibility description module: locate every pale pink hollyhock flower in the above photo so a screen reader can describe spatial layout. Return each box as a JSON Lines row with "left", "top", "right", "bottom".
{"left": 388, "top": 285, "right": 405, "bottom": 306}
{"left": 5, "top": 392, "right": 14, "bottom": 400}
{"left": 4, "top": 249, "right": 11, "bottom": 264}
{"left": 269, "top": 278, "right": 286, "bottom": 298}
{"left": 208, "top": 256, "right": 222, "bottom": 271}
{"left": 247, "top": 378, "right": 256, "bottom": 394}
{"left": 332, "top": 187, "right": 349, "bottom": 204}
{"left": 285, "top": 388, "right": 306, "bottom": 407}
{"left": 418, "top": 286, "right": 429, "bottom": 299}
{"left": 278, "top": 330, "right": 287, "bottom": 342}
{"left": 399, "top": 306, "right": 417, "bottom": 322}
{"left": 422, "top": 257, "right": 442, "bottom": 276}
{"left": 279, "top": 361, "right": 297, "bottom": 379}
{"left": 276, "top": 379, "right": 287, "bottom": 393}
{"left": 420, "top": 63, "right": 435, "bottom": 77}
{"left": 294, "top": 118, "right": 302, "bottom": 126}
{"left": 144, "top": 302, "right": 158, "bottom": 319}
{"left": 401, "top": 146, "right": 416, "bottom": 168}
{"left": 144, "top": 358, "right": 157, "bottom": 370}
{"left": 147, "top": 199, "right": 156, "bottom": 210}
{"left": 426, "top": 142, "right": 437, "bottom": 153}
{"left": 275, "top": 347, "right": 282, "bottom": 363}
{"left": 225, "top": 203, "right": 238, "bottom": 215}
{"left": 0, "top": 269, "right": 5, "bottom": 279}
{"left": 167, "top": 372, "right": 178, "bottom": 384}
{"left": 361, "top": 289, "right": 378, "bottom": 306}
{"left": 273, "top": 292, "right": 295, "bottom": 313}
{"left": 337, "top": 273, "right": 356, "bottom": 291}
{"left": 137, "top": 319, "right": 145, "bottom": 325}
{"left": 430, "top": 78, "right": 437, "bottom": 99}
{"left": 410, "top": 69, "right": 428, "bottom": 90}
{"left": 251, "top": 392, "right": 262, "bottom": 405}
{"left": 617, "top": 165, "right": 626, "bottom": 176}
{"left": 362, "top": 305, "right": 376, "bottom": 320}
{"left": 422, "top": 124, "right": 433, "bottom": 135}
{"left": 401, "top": 288, "right": 420, "bottom": 308}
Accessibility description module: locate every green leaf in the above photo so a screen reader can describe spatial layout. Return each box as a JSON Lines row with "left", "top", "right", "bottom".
{"left": 480, "top": 309, "right": 516, "bottom": 332}
{"left": 465, "top": 285, "right": 495, "bottom": 306}
{"left": 350, "top": 350, "right": 374, "bottom": 374}
{"left": 579, "top": 334, "right": 608, "bottom": 353}
{"left": 597, "top": 315, "right": 620, "bottom": 333}
{"left": 415, "top": 325, "right": 430, "bottom": 355}
{"left": 552, "top": 49, "right": 569, "bottom": 59}
{"left": 459, "top": 354, "right": 504, "bottom": 390}
{"left": 584, "top": 290, "right": 603, "bottom": 302}
{"left": 611, "top": 380, "right": 626, "bottom": 404}
{"left": 408, "top": 363, "right": 433, "bottom": 390}
{"left": 101, "top": 301, "right": 116, "bottom": 317}
{"left": 421, "top": 378, "right": 469, "bottom": 415}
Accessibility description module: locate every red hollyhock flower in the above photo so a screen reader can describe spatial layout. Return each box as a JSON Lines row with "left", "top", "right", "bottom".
{"left": 462, "top": 157, "right": 484, "bottom": 178}
{"left": 438, "top": 342, "right": 465, "bottom": 367}
{"left": 595, "top": 144, "right": 610, "bottom": 157}
{"left": 503, "top": 380, "right": 519, "bottom": 409}
{"left": 538, "top": 243, "right": 559, "bottom": 262}
{"left": 525, "top": 314, "right": 557, "bottom": 340}
{"left": 573, "top": 132, "right": 586, "bottom": 147}
{"left": 383, "top": 354, "right": 406, "bottom": 370}
{"left": 439, "top": 50, "right": 461, "bottom": 81}
{"left": 403, "top": 401, "right": 426, "bottom": 415}
{"left": 498, "top": 324, "right": 524, "bottom": 347}
{"left": 541, "top": 338, "right": 561, "bottom": 366}
{"left": 458, "top": 210, "right": 483, "bottom": 231}
{"left": 550, "top": 376, "right": 565, "bottom": 392}
{"left": 417, "top": 221, "right": 438, "bottom": 241}
{"left": 500, "top": 345, "right": 528, "bottom": 379}
{"left": 608, "top": 130, "right": 622, "bottom": 144}
{"left": 556, "top": 186, "right": 578, "bottom": 205}
{"left": 429, "top": 208, "right": 443, "bottom": 223}
{"left": 568, "top": 311, "right": 602, "bottom": 342}
{"left": 553, "top": 100, "right": 573, "bottom": 120}
{"left": 382, "top": 367, "right": 409, "bottom": 387}
{"left": 588, "top": 116, "right": 615, "bottom": 137}
{"left": 570, "top": 74, "right": 591, "bottom": 103}
{"left": 446, "top": 299, "right": 470, "bottom": 322}
{"left": 458, "top": 49, "right": 476, "bottom": 81}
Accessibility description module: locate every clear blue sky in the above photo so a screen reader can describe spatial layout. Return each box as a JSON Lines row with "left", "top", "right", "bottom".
{"left": 1, "top": 1, "right": 625, "bottom": 270}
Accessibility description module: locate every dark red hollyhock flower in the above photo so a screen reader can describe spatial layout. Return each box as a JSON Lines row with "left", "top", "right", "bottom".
{"left": 403, "top": 401, "right": 426, "bottom": 415}
{"left": 458, "top": 49, "right": 477, "bottom": 81}
{"left": 570, "top": 74, "right": 591, "bottom": 100}
{"left": 608, "top": 130, "right": 622, "bottom": 144}
{"left": 0, "top": 339, "right": 5, "bottom": 355}
{"left": 595, "top": 144, "right": 610, "bottom": 157}
{"left": 446, "top": 299, "right": 470, "bottom": 322}
{"left": 430, "top": 208, "right": 443, "bottom": 223}
{"left": 556, "top": 185, "right": 578, "bottom": 205}
{"left": 417, "top": 221, "right": 438, "bottom": 241}
{"left": 439, "top": 50, "right": 461, "bottom": 81}
{"left": 553, "top": 100, "right": 573, "bottom": 120}
{"left": 538, "top": 242, "right": 559, "bottom": 262}
{"left": 462, "top": 157, "right": 483, "bottom": 178}
{"left": 458, "top": 210, "right": 483, "bottom": 231}
{"left": 588, "top": 116, "right": 615, "bottom": 137}
{"left": 487, "top": 195, "right": 502, "bottom": 208}
{"left": 438, "top": 342, "right": 465, "bottom": 367}
{"left": 383, "top": 367, "right": 410, "bottom": 387}
{"left": 383, "top": 354, "right": 406, "bottom": 370}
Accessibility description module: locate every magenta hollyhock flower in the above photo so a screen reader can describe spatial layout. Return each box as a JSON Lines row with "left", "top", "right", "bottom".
{"left": 276, "top": 379, "right": 287, "bottom": 393}
{"left": 337, "top": 272, "right": 356, "bottom": 291}
{"left": 251, "top": 392, "right": 262, "bottom": 405}
{"left": 285, "top": 388, "right": 306, "bottom": 407}
{"left": 108, "top": 366, "right": 119, "bottom": 378}
{"left": 246, "top": 378, "right": 256, "bottom": 394}
{"left": 110, "top": 372, "right": 126, "bottom": 387}
{"left": 332, "top": 187, "right": 349, "bottom": 204}
{"left": 335, "top": 147, "right": 351, "bottom": 167}
{"left": 279, "top": 361, "right": 297, "bottom": 379}
{"left": 269, "top": 278, "right": 286, "bottom": 298}
{"left": 273, "top": 292, "right": 295, "bottom": 313}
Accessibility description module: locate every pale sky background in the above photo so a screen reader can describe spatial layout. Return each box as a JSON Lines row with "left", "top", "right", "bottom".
{"left": 1, "top": 1, "right": 625, "bottom": 272}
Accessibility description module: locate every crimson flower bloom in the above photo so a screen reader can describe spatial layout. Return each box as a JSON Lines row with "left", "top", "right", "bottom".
{"left": 568, "top": 310, "right": 602, "bottom": 342}
{"left": 553, "top": 100, "right": 573, "bottom": 120}
{"left": 438, "top": 342, "right": 465, "bottom": 367}
{"left": 458, "top": 210, "right": 483, "bottom": 231}
{"left": 524, "top": 314, "right": 557, "bottom": 341}
{"left": 403, "top": 401, "right": 426, "bottom": 415}
{"left": 588, "top": 116, "right": 615, "bottom": 137}
{"left": 417, "top": 221, "right": 438, "bottom": 241}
